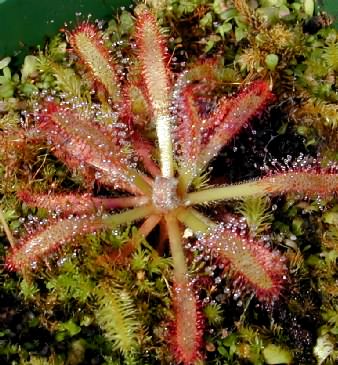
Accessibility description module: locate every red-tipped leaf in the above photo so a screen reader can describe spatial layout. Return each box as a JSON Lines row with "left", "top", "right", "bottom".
{"left": 200, "top": 224, "right": 287, "bottom": 301}
{"left": 6, "top": 215, "right": 108, "bottom": 272}
{"left": 197, "top": 80, "right": 274, "bottom": 173}
{"left": 69, "top": 23, "right": 120, "bottom": 101}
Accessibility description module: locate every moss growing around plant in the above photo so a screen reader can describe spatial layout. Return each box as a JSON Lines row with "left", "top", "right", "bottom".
{"left": 0, "top": 1, "right": 338, "bottom": 364}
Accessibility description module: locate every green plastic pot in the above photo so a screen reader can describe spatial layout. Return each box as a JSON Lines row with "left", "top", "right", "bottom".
{"left": 0, "top": 0, "right": 336, "bottom": 60}
{"left": 321, "top": 0, "right": 338, "bottom": 22}
{"left": 0, "top": 0, "right": 132, "bottom": 59}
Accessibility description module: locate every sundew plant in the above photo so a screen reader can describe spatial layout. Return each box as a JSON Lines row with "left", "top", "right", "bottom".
{"left": 1, "top": 1, "right": 338, "bottom": 364}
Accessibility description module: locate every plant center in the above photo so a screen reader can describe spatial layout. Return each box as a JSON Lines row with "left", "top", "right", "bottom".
{"left": 152, "top": 176, "right": 180, "bottom": 211}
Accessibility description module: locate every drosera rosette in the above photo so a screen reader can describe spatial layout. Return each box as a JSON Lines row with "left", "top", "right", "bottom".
{"left": 2, "top": 7, "right": 338, "bottom": 365}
